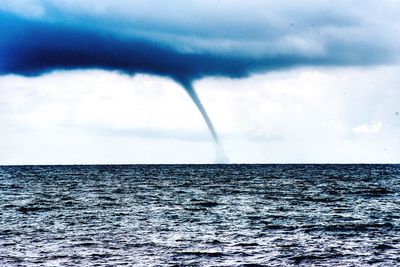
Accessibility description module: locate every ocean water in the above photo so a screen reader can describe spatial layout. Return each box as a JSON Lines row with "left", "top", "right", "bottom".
{"left": 1, "top": 164, "right": 400, "bottom": 266}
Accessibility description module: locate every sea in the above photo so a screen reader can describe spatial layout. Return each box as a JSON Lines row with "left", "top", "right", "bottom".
{"left": 1, "top": 164, "right": 400, "bottom": 266}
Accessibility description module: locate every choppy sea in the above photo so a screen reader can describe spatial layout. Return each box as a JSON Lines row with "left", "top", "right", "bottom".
{"left": 1, "top": 164, "right": 400, "bottom": 266}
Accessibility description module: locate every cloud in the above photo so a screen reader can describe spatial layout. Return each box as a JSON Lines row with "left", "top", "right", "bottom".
{"left": 1, "top": 1, "right": 399, "bottom": 163}
{"left": 352, "top": 121, "right": 383, "bottom": 134}
{"left": 1, "top": 66, "right": 399, "bottom": 164}
{"left": 1, "top": 0, "right": 398, "bottom": 83}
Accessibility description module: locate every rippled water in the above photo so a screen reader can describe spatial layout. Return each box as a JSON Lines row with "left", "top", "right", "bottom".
{"left": 1, "top": 164, "right": 400, "bottom": 266}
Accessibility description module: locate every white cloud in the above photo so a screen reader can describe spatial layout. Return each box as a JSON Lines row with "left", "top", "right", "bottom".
{"left": 0, "top": 66, "right": 399, "bottom": 164}
{"left": 352, "top": 121, "right": 383, "bottom": 134}
{"left": 0, "top": 0, "right": 45, "bottom": 18}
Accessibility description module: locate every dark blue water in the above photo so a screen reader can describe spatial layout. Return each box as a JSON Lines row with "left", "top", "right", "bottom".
{"left": 1, "top": 164, "right": 400, "bottom": 266}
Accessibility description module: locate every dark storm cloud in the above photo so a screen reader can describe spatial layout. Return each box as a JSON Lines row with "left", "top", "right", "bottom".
{"left": 0, "top": 0, "right": 397, "bottom": 84}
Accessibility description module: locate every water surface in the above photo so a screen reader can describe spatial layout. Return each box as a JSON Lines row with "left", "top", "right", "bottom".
{"left": 1, "top": 164, "right": 399, "bottom": 266}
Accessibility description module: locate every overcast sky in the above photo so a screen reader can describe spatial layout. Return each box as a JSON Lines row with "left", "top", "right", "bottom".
{"left": 0, "top": 0, "right": 399, "bottom": 164}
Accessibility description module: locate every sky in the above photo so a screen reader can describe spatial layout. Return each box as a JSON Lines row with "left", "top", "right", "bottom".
{"left": 0, "top": 0, "right": 399, "bottom": 164}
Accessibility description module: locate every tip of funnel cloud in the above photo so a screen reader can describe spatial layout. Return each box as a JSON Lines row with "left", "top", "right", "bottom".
{"left": 214, "top": 144, "right": 229, "bottom": 164}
